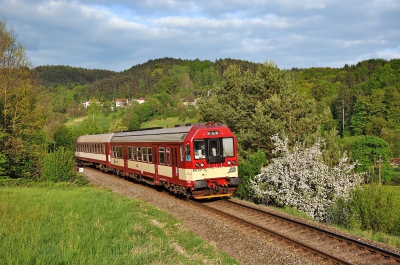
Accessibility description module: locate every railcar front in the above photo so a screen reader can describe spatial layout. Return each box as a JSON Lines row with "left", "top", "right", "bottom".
{"left": 75, "top": 133, "right": 114, "bottom": 171}
{"left": 183, "top": 124, "right": 241, "bottom": 199}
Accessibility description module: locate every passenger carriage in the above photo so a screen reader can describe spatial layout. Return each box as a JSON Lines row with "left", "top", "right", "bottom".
{"left": 75, "top": 133, "right": 114, "bottom": 171}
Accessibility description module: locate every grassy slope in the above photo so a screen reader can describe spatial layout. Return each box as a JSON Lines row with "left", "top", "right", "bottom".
{"left": 66, "top": 112, "right": 199, "bottom": 132}
{"left": 0, "top": 185, "right": 239, "bottom": 264}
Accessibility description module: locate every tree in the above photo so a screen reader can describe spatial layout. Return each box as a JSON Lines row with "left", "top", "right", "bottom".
{"left": 128, "top": 113, "right": 141, "bottom": 130}
{"left": 0, "top": 20, "right": 48, "bottom": 178}
{"left": 252, "top": 135, "right": 362, "bottom": 222}
{"left": 53, "top": 125, "right": 77, "bottom": 151}
{"left": 351, "top": 136, "right": 392, "bottom": 183}
{"left": 79, "top": 103, "right": 102, "bottom": 134}
{"left": 109, "top": 119, "right": 128, "bottom": 132}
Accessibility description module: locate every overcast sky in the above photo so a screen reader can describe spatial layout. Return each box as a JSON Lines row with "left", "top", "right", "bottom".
{"left": 1, "top": 0, "right": 399, "bottom": 72}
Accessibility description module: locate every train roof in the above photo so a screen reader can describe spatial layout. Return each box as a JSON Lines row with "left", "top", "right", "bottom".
{"left": 111, "top": 124, "right": 230, "bottom": 143}
{"left": 111, "top": 126, "right": 192, "bottom": 143}
{"left": 76, "top": 133, "right": 115, "bottom": 143}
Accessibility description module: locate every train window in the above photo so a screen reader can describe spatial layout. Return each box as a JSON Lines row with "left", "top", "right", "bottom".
{"left": 185, "top": 144, "right": 191, "bottom": 161}
{"left": 194, "top": 140, "right": 206, "bottom": 159}
{"left": 208, "top": 139, "right": 219, "bottom": 157}
{"left": 128, "top": 147, "right": 132, "bottom": 160}
{"left": 166, "top": 147, "right": 170, "bottom": 165}
{"left": 132, "top": 146, "right": 136, "bottom": 160}
{"left": 222, "top": 138, "right": 234, "bottom": 157}
{"left": 137, "top": 147, "right": 142, "bottom": 161}
{"left": 142, "top": 147, "right": 147, "bottom": 162}
{"left": 148, "top": 148, "right": 152, "bottom": 163}
{"left": 118, "top": 146, "right": 122, "bottom": 158}
{"left": 159, "top": 147, "right": 165, "bottom": 164}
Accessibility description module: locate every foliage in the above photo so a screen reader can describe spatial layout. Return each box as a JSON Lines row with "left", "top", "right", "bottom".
{"left": 351, "top": 136, "right": 393, "bottom": 183}
{"left": 0, "top": 20, "right": 49, "bottom": 178}
{"left": 352, "top": 184, "right": 398, "bottom": 234}
{"left": 78, "top": 103, "right": 103, "bottom": 134}
{"left": 252, "top": 135, "right": 362, "bottom": 222}
{"left": 330, "top": 184, "right": 400, "bottom": 235}
{"left": 53, "top": 125, "right": 77, "bottom": 150}
{"left": 235, "top": 149, "right": 267, "bottom": 201}
{"left": 41, "top": 147, "right": 76, "bottom": 182}
{"left": 33, "top": 65, "right": 116, "bottom": 88}
{"left": 109, "top": 118, "right": 128, "bottom": 132}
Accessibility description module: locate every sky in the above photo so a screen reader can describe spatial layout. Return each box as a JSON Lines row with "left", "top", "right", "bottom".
{"left": 1, "top": 0, "right": 399, "bottom": 72}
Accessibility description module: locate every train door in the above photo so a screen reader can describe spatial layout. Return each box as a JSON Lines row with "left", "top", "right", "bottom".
{"left": 154, "top": 145, "right": 158, "bottom": 179}
{"left": 171, "top": 146, "right": 179, "bottom": 180}
{"left": 124, "top": 145, "right": 128, "bottom": 173}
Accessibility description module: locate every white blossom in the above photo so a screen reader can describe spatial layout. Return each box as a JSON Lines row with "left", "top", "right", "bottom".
{"left": 251, "top": 135, "right": 362, "bottom": 222}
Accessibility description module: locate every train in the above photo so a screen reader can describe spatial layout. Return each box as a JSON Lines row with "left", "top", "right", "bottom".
{"left": 74, "top": 123, "right": 242, "bottom": 199}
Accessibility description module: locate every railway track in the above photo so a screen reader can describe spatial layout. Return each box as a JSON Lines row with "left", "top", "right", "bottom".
{"left": 187, "top": 199, "right": 400, "bottom": 265}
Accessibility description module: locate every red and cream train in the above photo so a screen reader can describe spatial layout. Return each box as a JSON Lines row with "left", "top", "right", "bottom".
{"left": 74, "top": 124, "right": 241, "bottom": 199}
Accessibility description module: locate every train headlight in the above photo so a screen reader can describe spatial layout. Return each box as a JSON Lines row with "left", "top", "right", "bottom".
{"left": 200, "top": 163, "right": 204, "bottom": 167}
{"left": 227, "top": 161, "right": 231, "bottom": 165}
{"left": 195, "top": 163, "right": 200, "bottom": 167}
{"left": 229, "top": 167, "right": 236, "bottom": 172}
{"left": 231, "top": 160, "right": 236, "bottom": 165}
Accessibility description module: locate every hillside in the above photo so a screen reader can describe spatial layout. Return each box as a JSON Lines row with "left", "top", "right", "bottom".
{"left": 35, "top": 57, "right": 400, "bottom": 158}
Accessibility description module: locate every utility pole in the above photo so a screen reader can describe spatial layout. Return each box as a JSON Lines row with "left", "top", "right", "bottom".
{"left": 342, "top": 98, "right": 345, "bottom": 135}
{"left": 377, "top": 156, "right": 383, "bottom": 184}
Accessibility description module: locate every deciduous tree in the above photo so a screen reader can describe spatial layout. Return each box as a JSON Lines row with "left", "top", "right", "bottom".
{"left": 0, "top": 20, "right": 48, "bottom": 178}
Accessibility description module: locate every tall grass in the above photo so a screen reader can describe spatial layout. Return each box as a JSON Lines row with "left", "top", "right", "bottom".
{"left": 0, "top": 186, "right": 239, "bottom": 264}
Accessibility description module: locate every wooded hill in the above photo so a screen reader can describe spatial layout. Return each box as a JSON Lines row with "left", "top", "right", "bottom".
{"left": 34, "top": 57, "right": 400, "bottom": 160}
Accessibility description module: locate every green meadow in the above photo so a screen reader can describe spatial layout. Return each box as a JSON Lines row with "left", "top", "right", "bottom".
{"left": 0, "top": 185, "right": 239, "bottom": 265}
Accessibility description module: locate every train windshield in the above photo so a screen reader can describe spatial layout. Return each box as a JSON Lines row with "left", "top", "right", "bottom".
{"left": 194, "top": 137, "right": 234, "bottom": 160}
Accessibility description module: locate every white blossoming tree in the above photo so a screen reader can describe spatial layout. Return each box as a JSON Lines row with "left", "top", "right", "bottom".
{"left": 251, "top": 135, "right": 362, "bottom": 222}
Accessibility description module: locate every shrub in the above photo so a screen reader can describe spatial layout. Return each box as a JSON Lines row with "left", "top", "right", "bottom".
{"left": 351, "top": 184, "right": 398, "bottom": 234}
{"left": 235, "top": 149, "right": 267, "bottom": 201}
{"left": 252, "top": 135, "right": 362, "bottom": 222}
{"left": 41, "top": 147, "right": 76, "bottom": 182}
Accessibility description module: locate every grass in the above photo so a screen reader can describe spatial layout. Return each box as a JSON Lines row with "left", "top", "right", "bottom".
{"left": 0, "top": 185, "right": 239, "bottom": 265}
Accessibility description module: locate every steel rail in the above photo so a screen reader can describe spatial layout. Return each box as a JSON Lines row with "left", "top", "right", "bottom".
{"left": 187, "top": 200, "right": 353, "bottom": 265}
{"left": 222, "top": 199, "right": 400, "bottom": 264}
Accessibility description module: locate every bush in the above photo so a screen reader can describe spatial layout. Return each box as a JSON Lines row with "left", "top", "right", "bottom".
{"left": 330, "top": 183, "right": 400, "bottom": 235}
{"left": 235, "top": 149, "right": 267, "bottom": 200}
{"left": 41, "top": 147, "right": 76, "bottom": 182}
{"left": 352, "top": 184, "right": 398, "bottom": 234}
{"left": 252, "top": 136, "right": 362, "bottom": 222}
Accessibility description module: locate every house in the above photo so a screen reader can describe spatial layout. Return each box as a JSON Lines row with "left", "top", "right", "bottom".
{"left": 391, "top": 158, "right": 400, "bottom": 166}
{"left": 82, "top": 99, "right": 101, "bottom": 108}
{"left": 115, "top": 98, "right": 129, "bottom": 108}
{"left": 132, "top": 97, "right": 145, "bottom": 104}
{"left": 82, "top": 101, "right": 91, "bottom": 108}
